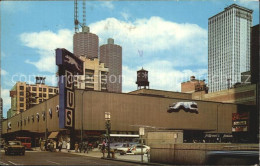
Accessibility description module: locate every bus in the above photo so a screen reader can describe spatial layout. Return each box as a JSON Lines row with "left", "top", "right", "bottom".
{"left": 16, "top": 137, "right": 31, "bottom": 150}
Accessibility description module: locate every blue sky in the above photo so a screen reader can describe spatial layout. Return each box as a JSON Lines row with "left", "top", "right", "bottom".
{"left": 1, "top": 0, "right": 259, "bottom": 117}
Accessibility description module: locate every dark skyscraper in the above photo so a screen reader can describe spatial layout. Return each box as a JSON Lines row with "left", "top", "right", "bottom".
{"left": 100, "top": 38, "right": 122, "bottom": 93}
{"left": 250, "top": 24, "right": 259, "bottom": 84}
{"left": 73, "top": 26, "right": 99, "bottom": 59}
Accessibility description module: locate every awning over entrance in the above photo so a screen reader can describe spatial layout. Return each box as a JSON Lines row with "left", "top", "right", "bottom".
{"left": 48, "top": 132, "right": 59, "bottom": 139}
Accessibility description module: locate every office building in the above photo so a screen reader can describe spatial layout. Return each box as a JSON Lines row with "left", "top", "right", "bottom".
{"left": 250, "top": 24, "right": 259, "bottom": 84}
{"left": 208, "top": 4, "right": 253, "bottom": 92}
{"left": 100, "top": 38, "right": 122, "bottom": 93}
{"left": 7, "top": 79, "right": 58, "bottom": 118}
{"left": 73, "top": 26, "right": 99, "bottom": 59}
{"left": 75, "top": 57, "right": 109, "bottom": 91}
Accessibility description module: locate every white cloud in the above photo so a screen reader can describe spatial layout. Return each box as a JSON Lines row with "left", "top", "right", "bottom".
{"left": 1, "top": 69, "right": 8, "bottom": 76}
{"left": 121, "top": 12, "right": 130, "bottom": 21}
{"left": 20, "top": 29, "right": 73, "bottom": 73}
{"left": 1, "top": 88, "right": 11, "bottom": 118}
{"left": 122, "top": 61, "right": 208, "bottom": 93}
{"left": 101, "top": 1, "right": 114, "bottom": 10}
{"left": 90, "top": 17, "right": 208, "bottom": 66}
{"left": 237, "top": 0, "right": 259, "bottom": 10}
{"left": 20, "top": 17, "right": 208, "bottom": 92}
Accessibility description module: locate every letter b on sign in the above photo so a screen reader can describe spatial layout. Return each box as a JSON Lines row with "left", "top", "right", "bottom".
{"left": 65, "top": 109, "right": 73, "bottom": 127}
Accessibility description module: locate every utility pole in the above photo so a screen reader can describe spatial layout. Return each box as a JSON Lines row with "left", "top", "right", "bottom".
{"left": 81, "top": 91, "right": 84, "bottom": 143}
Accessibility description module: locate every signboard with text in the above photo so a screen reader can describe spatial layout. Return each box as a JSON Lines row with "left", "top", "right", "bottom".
{"left": 232, "top": 112, "right": 249, "bottom": 132}
{"left": 56, "top": 48, "right": 83, "bottom": 129}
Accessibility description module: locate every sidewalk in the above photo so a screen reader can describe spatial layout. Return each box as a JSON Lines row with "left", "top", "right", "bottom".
{"left": 32, "top": 147, "right": 156, "bottom": 165}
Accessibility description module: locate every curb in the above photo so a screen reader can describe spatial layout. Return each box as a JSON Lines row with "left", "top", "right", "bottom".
{"left": 101, "top": 157, "right": 166, "bottom": 166}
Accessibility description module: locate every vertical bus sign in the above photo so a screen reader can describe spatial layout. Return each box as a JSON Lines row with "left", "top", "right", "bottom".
{"left": 56, "top": 48, "right": 83, "bottom": 129}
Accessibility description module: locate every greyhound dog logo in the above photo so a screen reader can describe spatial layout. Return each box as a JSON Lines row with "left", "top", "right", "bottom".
{"left": 64, "top": 55, "right": 82, "bottom": 73}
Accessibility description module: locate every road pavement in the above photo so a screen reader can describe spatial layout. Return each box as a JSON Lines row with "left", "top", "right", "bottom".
{"left": 0, "top": 150, "right": 144, "bottom": 165}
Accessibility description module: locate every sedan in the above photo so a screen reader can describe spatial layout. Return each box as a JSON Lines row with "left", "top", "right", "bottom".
{"left": 4, "top": 141, "right": 25, "bottom": 155}
{"left": 127, "top": 145, "right": 150, "bottom": 155}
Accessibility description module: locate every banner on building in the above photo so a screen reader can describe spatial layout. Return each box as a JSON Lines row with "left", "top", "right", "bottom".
{"left": 56, "top": 48, "right": 83, "bottom": 129}
{"left": 232, "top": 112, "right": 249, "bottom": 132}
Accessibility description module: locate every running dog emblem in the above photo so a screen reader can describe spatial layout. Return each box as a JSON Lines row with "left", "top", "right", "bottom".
{"left": 64, "top": 55, "right": 82, "bottom": 73}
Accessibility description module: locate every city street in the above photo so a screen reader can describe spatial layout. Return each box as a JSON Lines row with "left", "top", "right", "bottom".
{"left": 0, "top": 151, "right": 143, "bottom": 165}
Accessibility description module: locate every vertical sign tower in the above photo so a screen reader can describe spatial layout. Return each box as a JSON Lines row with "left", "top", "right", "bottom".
{"left": 56, "top": 48, "right": 83, "bottom": 129}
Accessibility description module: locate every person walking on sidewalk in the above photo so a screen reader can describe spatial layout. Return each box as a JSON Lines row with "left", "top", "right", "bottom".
{"left": 58, "top": 141, "right": 62, "bottom": 152}
{"left": 101, "top": 141, "right": 106, "bottom": 158}
{"left": 67, "top": 141, "right": 70, "bottom": 152}
{"left": 75, "top": 142, "right": 79, "bottom": 153}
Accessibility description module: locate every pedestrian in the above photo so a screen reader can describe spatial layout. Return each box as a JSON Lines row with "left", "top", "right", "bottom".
{"left": 53, "top": 140, "right": 57, "bottom": 152}
{"left": 67, "top": 141, "right": 70, "bottom": 152}
{"left": 83, "top": 141, "right": 88, "bottom": 153}
{"left": 58, "top": 141, "right": 62, "bottom": 152}
{"left": 75, "top": 142, "right": 79, "bottom": 153}
{"left": 79, "top": 142, "right": 82, "bottom": 153}
{"left": 44, "top": 140, "right": 48, "bottom": 151}
{"left": 101, "top": 141, "right": 106, "bottom": 158}
{"left": 40, "top": 139, "right": 45, "bottom": 151}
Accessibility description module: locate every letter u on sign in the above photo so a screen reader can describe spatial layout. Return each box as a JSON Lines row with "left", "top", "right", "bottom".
{"left": 67, "top": 90, "right": 74, "bottom": 109}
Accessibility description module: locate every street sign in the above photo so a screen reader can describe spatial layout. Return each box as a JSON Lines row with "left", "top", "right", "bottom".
{"left": 139, "top": 127, "right": 145, "bottom": 136}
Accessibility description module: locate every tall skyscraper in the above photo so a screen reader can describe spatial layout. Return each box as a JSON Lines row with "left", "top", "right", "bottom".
{"left": 73, "top": 26, "right": 99, "bottom": 59}
{"left": 208, "top": 4, "right": 253, "bottom": 93}
{"left": 100, "top": 38, "right": 122, "bottom": 93}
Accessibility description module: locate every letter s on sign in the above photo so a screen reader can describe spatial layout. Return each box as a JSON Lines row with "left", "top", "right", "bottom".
{"left": 65, "top": 109, "right": 73, "bottom": 127}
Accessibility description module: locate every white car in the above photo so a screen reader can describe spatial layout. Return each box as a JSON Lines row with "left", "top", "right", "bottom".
{"left": 116, "top": 143, "right": 131, "bottom": 155}
{"left": 127, "top": 145, "right": 150, "bottom": 155}
{"left": 167, "top": 102, "right": 198, "bottom": 114}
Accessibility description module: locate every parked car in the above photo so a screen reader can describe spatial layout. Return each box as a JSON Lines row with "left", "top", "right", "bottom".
{"left": 167, "top": 102, "right": 198, "bottom": 114}
{"left": 126, "top": 145, "right": 150, "bottom": 155}
{"left": 4, "top": 141, "right": 25, "bottom": 155}
{"left": 205, "top": 151, "right": 259, "bottom": 165}
{"left": 115, "top": 143, "right": 131, "bottom": 155}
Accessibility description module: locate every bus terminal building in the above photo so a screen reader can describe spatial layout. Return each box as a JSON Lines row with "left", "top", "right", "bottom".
{"left": 2, "top": 89, "right": 258, "bottom": 146}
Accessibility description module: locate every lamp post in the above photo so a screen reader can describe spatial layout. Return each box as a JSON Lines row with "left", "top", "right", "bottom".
{"left": 139, "top": 127, "right": 145, "bottom": 163}
{"left": 81, "top": 91, "right": 85, "bottom": 143}
{"left": 105, "top": 112, "right": 111, "bottom": 158}
{"left": 45, "top": 100, "right": 48, "bottom": 141}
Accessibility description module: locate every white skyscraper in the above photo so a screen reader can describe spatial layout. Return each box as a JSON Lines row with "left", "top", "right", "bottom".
{"left": 208, "top": 4, "right": 252, "bottom": 93}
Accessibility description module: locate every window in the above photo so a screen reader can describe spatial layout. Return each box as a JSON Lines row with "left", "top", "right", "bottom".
{"left": 43, "top": 88, "right": 46, "bottom": 92}
{"left": 49, "top": 88, "right": 53, "bottom": 93}
{"left": 39, "top": 88, "right": 42, "bottom": 91}
{"left": 20, "top": 103, "right": 24, "bottom": 107}
{"left": 20, "top": 97, "right": 24, "bottom": 102}
{"left": 43, "top": 94, "right": 46, "bottom": 98}
{"left": 20, "top": 92, "right": 24, "bottom": 96}
{"left": 19, "top": 86, "right": 24, "bottom": 90}
{"left": 32, "top": 87, "right": 36, "bottom": 91}
{"left": 39, "top": 93, "right": 42, "bottom": 97}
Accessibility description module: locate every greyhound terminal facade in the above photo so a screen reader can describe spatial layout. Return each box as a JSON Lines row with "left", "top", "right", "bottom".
{"left": 2, "top": 89, "right": 258, "bottom": 146}
{"left": 2, "top": 49, "right": 258, "bottom": 146}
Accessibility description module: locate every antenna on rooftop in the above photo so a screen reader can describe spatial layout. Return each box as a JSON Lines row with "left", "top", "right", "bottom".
{"left": 74, "top": 0, "right": 87, "bottom": 33}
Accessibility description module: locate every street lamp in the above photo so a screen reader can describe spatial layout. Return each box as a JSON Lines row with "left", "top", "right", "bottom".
{"left": 81, "top": 90, "right": 85, "bottom": 143}
{"left": 105, "top": 112, "right": 111, "bottom": 158}
{"left": 45, "top": 100, "right": 48, "bottom": 141}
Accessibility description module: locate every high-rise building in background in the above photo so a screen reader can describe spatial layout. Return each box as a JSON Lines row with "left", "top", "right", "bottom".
{"left": 208, "top": 4, "right": 253, "bottom": 93}
{"left": 250, "top": 24, "right": 259, "bottom": 85}
{"left": 7, "top": 78, "right": 58, "bottom": 118}
{"left": 73, "top": 26, "right": 99, "bottom": 59}
{"left": 75, "top": 57, "right": 109, "bottom": 91}
{"left": 100, "top": 38, "right": 122, "bottom": 93}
